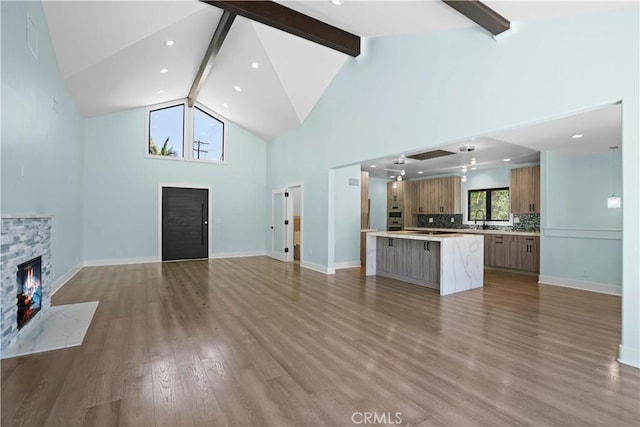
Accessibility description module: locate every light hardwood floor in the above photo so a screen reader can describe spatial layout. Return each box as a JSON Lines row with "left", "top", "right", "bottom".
{"left": 2, "top": 257, "right": 639, "bottom": 426}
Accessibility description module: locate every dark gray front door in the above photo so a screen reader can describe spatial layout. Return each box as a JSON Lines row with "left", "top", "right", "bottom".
{"left": 162, "top": 187, "right": 209, "bottom": 261}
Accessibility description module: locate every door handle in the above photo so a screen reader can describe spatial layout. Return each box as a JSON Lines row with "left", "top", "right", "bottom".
{"left": 388, "top": 238, "right": 393, "bottom": 247}
{"left": 424, "top": 241, "right": 427, "bottom": 251}
{"left": 201, "top": 203, "right": 205, "bottom": 245}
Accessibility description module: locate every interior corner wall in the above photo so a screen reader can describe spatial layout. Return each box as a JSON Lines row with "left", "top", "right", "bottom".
{"left": 82, "top": 108, "right": 268, "bottom": 262}
{"left": 266, "top": 10, "right": 639, "bottom": 366}
{"left": 333, "top": 164, "right": 361, "bottom": 266}
{"left": 368, "top": 177, "right": 388, "bottom": 232}
{"left": 1, "top": 1, "right": 84, "bottom": 282}
{"left": 540, "top": 150, "right": 622, "bottom": 289}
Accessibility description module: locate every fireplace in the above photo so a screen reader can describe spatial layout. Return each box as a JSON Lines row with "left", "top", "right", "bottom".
{"left": 16, "top": 256, "right": 42, "bottom": 330}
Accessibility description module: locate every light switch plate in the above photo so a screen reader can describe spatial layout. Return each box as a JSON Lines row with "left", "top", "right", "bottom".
{"left": 513, "top": 217, "right": 520, "bottom": 224}
{"left": 429, "top": 218, "right": 433, "bottom": 223}
{"left": 450, "top": 217, "right": 454, "bottom": 223}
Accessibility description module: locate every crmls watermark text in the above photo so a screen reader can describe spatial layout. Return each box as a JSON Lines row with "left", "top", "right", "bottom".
{"left": 351, "top": 412, "right": 403, "bottom": 425}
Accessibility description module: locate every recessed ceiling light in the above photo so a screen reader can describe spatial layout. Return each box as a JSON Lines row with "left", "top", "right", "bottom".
{"left": 571, "top": 134, "right": 584, "bottom": 139}
{"left": 370, "top": 165, "right": 376, "bottom": 168}
{"left": 330, "top": 0, "right": 342, "bottom": 5}
{"left": 470, "top": 158, "right": 477, "bottom": 165}
{"left": 223, "top": 103, "right": 229, "bottom": 108}
{"left": 157, "top": 89, "right": 164, "bottom": 94}
{"left": 400, "top": 170, "right": 406, "bottom": 176}
{"left": 503, "top": 158, "right": 511, "bottom": 162}
{"left": 471, "top": 167, "right": 477, "bottom": 170}
{"left": 251, "top": 62, "right": 259, "bottom": 69}
{"left": 417, "top": 171, "right": 423, "bottom": 174}
{"left": 233, "top": 85, "right": 242, "bottom": 92}
{"left": 160, "top": 68, "right": 168, "bottom": 73}
{"left": 389, "top": 175, "right": 395, "bottom": 179}
{"left": 461, "top": 175, "right": 467, "bottom": 182}
{"left": 461, "top": 166, "right": 468, "bottom": 173}
{"left": 164, "top": 40, "right": 175, "bottom": 46}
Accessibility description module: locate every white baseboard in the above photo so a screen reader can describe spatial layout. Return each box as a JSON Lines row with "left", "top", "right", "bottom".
{"left": 538, "top": 275, "right": 621, "bottom": 296}
{"left": 84, "top": 252, "right": 269, "bottom": 267}
{"left": 83, "top": 256, "right": 161, "bottom": 267}
{"left": 618, "top": 344, "right": 640, "bottom": 368}
{"left": 301, "top": 260, "right": 335, "bottom": 275}
{"left": 209, "top": 251, "right": 268, "bottom": 259}
{"left": 335, "top": 261, "right": 361, "bottom": 270}
{"left": 51, "top": 263, "right": 83, "bottom": 295}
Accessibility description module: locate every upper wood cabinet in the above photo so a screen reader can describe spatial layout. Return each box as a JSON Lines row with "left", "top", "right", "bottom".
{"left": 403, "top": 181, "right": 416, "bottom": 227}
{"left": 510, "top": 166, "right": 540, "bottom": 213}
{"left": 411, "top": 176, "right": 461, "bottom": 214}
{"left": 387, "top": 181, "right": 404, "bottom": 208}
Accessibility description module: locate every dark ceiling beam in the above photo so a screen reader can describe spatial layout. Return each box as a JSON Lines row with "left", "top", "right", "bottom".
{"left": 188, "top": 10, "right": 236, "bottom": 107}
{"left": 442, "top": 0, "right": 510, "bottom": 36}
{"left": 201, "top": 1, "right": 360, "bottom": 57}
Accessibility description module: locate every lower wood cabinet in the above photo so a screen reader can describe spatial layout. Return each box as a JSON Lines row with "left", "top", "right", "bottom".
{"left": 376, "top": 237, "right": 440, "bottom": 287}
{"left": 484, "top": 234, "right": 539, "bottom": 273}
{"left": 406, "top": 240, "right": 440, "bottom": 284}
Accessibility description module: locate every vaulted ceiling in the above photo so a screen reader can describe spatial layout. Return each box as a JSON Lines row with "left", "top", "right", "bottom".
{"left": 42, "top": 1, "right": 637, "bottom": 141}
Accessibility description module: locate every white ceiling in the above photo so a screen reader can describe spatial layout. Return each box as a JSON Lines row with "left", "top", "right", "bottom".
{"left": 364, "top": 103, "right": 621, "bottom": 180}
{"left": 42, "top": 1, "right": 637, "bottom": 141}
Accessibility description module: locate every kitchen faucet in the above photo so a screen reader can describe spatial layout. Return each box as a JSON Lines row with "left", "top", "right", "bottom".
{"left": 475, "top": 209, "right": 488, "bottom": 230}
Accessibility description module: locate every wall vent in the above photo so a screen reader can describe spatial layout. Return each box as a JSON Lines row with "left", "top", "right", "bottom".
{"left": 407, "top": 149, "right": 456, "bottom": 161}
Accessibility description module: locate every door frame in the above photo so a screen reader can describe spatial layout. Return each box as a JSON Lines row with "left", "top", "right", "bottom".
{"left": 270, "top": 182, "right": 303, "bottom": 263}
{"left": 270, "top": 188, "right": 292, "bottom": 262}
{"left": 288, "top": 183, "right": 303, "bottom": 264}
{"left": 158, "top": 183, "right": 212, "bottom": 261}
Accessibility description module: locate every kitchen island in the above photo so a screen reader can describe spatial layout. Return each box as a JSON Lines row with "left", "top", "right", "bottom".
{"left": 366, "top": 231, "right": 484, "bottom": 295}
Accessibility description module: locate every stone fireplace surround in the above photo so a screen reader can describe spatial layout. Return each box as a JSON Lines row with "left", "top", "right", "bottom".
{"left": 1, "top": 215, "right": 52, "bottom": 352}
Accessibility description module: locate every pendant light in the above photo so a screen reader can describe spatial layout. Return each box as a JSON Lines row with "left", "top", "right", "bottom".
{"left": 607, "top": 146, "right": 621, "bottom": 209}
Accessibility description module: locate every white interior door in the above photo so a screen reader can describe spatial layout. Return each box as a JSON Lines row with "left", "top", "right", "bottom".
{"left": 271, "top": 189, "right": 293, "bottom": 262}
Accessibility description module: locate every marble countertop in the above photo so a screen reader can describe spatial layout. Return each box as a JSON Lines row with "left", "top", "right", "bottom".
{"left": 1, "top": 214, "right": 52, "bottom": 219}
{"left": 367, "top": 230, "right": 478, "bottom": 242}
{"left": 404, "top": 227, "right": 540, "bottom": 237}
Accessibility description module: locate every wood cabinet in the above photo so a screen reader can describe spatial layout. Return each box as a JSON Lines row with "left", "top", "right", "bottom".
{"left": 361, "top": 171, "right": 369, "bottom": 229}
{"left": 484, "top": 234, "right": 539, "bottom": 273}
{"left": 376, "top": 237, "right": 407, "bottom": 276}
{"left": 485, "top": 234, "right": 507, "bottom": 268}
{"left": 511, "top": 166, "right": 540, "bottom": 213}
{"left": 387, "top": 181, "right": 404, "bottom": 209}
{"left": 412, "top": 176, "right": 461, "bottom": 215}
{"left": 403, "top": 181, "right": 416, "bottom": 227}
{"left": 438, "top": 176, "right": 461, "bottom": 214}
{"left": 361, "top": 171, "right": 369, "bottom": 214}
{"left": 511, "top": 236, "right": 539, "bottom": 272}
{"left": 406, "top": 240, "right": 440, "bottom": 284}
{"left": 376, "top": 237, "right": 440, "bottom": 286}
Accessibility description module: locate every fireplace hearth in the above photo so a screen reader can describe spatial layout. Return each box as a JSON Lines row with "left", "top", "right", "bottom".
{"left": 17, "top": 256, "right": 42, "bottom": 329}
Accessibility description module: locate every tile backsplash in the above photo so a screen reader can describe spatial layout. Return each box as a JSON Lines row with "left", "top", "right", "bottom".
{"left": 416, "top": 214, "right": 464, "bottom": 228}
{"left": 416, "top": 213, "right": 540, "bottom": 232}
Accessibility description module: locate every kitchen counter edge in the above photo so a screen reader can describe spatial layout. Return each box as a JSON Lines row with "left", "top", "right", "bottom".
{"left": 404, "top": 227, "right": 540, "bottom": 237}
